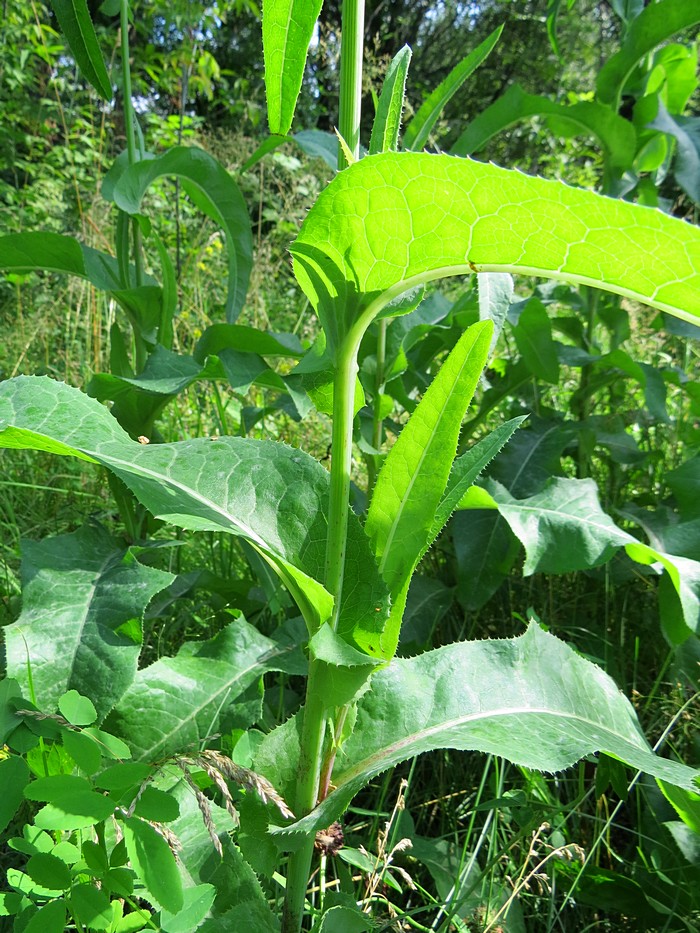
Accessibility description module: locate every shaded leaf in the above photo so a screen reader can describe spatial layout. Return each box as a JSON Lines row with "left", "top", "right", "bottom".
{"left": 50, "top": 0, "right": 112, "bottom": 99}
{"left": 5, "top": 525, "right": 173, "bottom": 721}
{"left": 0, "top": 756, "right": 29, "bottom": 833}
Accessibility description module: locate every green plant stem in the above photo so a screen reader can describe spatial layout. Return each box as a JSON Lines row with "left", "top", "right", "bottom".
{"left": 283, "top": 334, "right": 363, "bottom": 933}
{"left": 120, "top": 0, "right": 145, "bottom": 333}
{"left": 367, "top": 317, "right": 387, "bottom": 498}
{"left": 338, "top": 0, "right": 365, "bottom": 166}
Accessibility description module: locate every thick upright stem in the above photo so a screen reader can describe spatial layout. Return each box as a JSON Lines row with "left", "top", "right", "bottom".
{"left": 338, "top": 0, "right": 364, "bottom": 166}
{"left": 120, "top": 0, "right": 145, "bottom": 309}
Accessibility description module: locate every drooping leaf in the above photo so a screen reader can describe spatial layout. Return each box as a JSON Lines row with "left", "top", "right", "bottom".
{"left": 266, "top": 624, "right": 699, "bottom": 836}
{"left": 0, "top": 233, "right": 122, "bottom": 290}
{"left": 0, "top": 377, "right": 390, "bottom": 654}
{"left": 263, "top": 0, "right": 324, "bottom": 135}
{"left": 451, "top": 84, "right": 636, "bottom": 171}
{"left": 649, "top": 103, "right": 700, "bottom": 205}
{"left": 369, "top": 46, "right": 411, "bottom": 155}
{"left": 403, "top": 26, "right": 503, "bottom": 151}
{"left": 512, "top": 298, "right": 560, "bottom": 384}
{"left": 478, "top": 271, "right": 513, "bottom": 351}
{"left": 106, "top": 618, "right": 304, "bottom": 761}
{"left": 485, "top": 476, "right": 633, "bottom": 574}
{"left": 4, "top": 525, "right": 173, "bottom": 721}
{"left": 596, "top": 0, "right": 700, "bottom": 106}
{"left": 122, "top": 817, "right": 183, "bottom": 913}
{"left": 50, "top": 0, "right": 112, "bottom": 100}
{"left": 365, "top": 322, "right": 492, "bottom": 657}
{"left": 112, "top": 147, "right": 253, "bottom": 322}
{"left": 290, "top": 152, "right": 700, "bottom": 360}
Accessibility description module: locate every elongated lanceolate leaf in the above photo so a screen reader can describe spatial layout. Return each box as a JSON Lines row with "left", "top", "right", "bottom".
{"left": 268, "top": 624, "right": 699, "bottom": 836}
{"left": 107, "top": 619, "right": 303, "bottom": 761}
{"left": 366, "top": 322, "right": 493, "bottom": 656}
{"left": 291, "top": 153, "right": 700, "bottom": 359}
{"left": 369, "top": 46, "right": 411, "bottom": 155}
{"left": 596, "top": 0, "right": 700, "bottom": 106}
{"left": 50, "top": 0, "right": 112, "bottom": 100}
{"left": 0, "top": 377, "right": 390, "bottom": 652}
{"left": 403, "top": 26, "right": 503, "bottom": 152}
{"left": 113, "top": 147, "right": 253, "bottom": 322}
{"left": 263, "top": 0, "right": 323, "bottom": 135}
{"left": 451, "top": 84, "right": 636, "bottom": 171}
{"left": 0, "top": 232, "right": 121, "bottom": 290}
{"left": 5, "top": 525, "right": 173, "bottom": 722}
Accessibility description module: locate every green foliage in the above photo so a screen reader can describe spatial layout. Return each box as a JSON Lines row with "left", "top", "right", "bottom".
{"left": 1, "top": 2, "right": 699, "bottom": 932}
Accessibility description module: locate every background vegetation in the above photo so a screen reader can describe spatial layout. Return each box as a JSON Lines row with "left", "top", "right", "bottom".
{"left": 1, "top": 1, "right": 698, "bottom": 930}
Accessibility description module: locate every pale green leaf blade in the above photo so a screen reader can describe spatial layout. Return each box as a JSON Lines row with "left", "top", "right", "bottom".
{"left": 5, "top": 526, "right": 173, "bottom": 721}
{"left": 478, "top": 271, "right": 513, "bottom": 350}
{"left": 369, "top": 45, "right": 411, "bottom": 155}
{"left": 451, "top": 84, "right": 636, "bottom": 170}
{"left": 486, "top": 476, "right": 634, "bottom": 575}
{"left": 431, "top": 417, "right": 527, "bottom": 537}
{"left": 113, "top": 147, "right": 253, "bottom": 322}
{"left": 290, "top": 152, "right": 700, "bottom": 357}
{"left": 403, "top": 26, "right": 503, "bottom": 152}
{"left": 268, "top": 624, "right": 699, "bottom": 836}
{"left": 123, "top": 817, "right": 184, "bottom": 913}
{"left": 263, "top": 0, "right": 323, "bottom": 135}
{"left": 50, "top": 0, "right": 112, "bottom": 100}
{"left": 0, "top": 233, "right": 122, "bottom": 290}
{"left": 106, "top": 618, "right": 303, "bottom": 761}
{"left": 597, "top": 0, "right": 700, "bottom": 106}
{"left": 0, "top": 377, "right": 390, "bottom": 650}
{"left": 366, "top": 321, "right": 491, "bottom": 655}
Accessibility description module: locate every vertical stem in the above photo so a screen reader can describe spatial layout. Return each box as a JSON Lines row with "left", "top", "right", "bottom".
{"left": 366, "top": 317, "right": 387, "bottom": 499}
{"left": 281, "top": 344, "right": 360, "bottom": 933}
{"left": 120, "top": 0, "right": 145, "bottom": 373}
{"left": 338, "top": 0, "right": 364, "bottom": 166}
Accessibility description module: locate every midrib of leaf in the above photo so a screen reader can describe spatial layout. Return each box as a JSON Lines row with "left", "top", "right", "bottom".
{"left": 276, "top": 4, "right": 296, "bottom": 127}
{"left": 377, "top": 349, "right": 473, "bottom": 575}
{"left": 502, "top": 499, "right": 632, "bottom": 540}
{"left": 134, "top": 641, "right": 291, "bottom": 757}
{"left": 336, "top": 706, "right": 646, "bottom": 786}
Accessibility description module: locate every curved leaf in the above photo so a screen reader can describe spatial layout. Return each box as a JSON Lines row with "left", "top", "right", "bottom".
{"left": 369, "top": 45, "right": 411, "bottom": 155}
{"left": 263, "top": 0, "right": 324, "bottom": 135}
{"left": 0, "top": 376, "right": 389, "bottom": 653}
{"left": 113, "top": 147, "right": 253, "bottom": 322}
{"left": 4, "top": 525, "right": 173, "bottom": 722}
{"left": 265, "top": 624, "right": 699, "bottom": 836}
{"left": 107, "top": 619, "right": 304, "bottom": 761}
{"left": 0, "top": 232, "right": 122, "bottom": 290}
{"left": 290, "top": 152, "right": 700, "bottom": 358}
{"left": 50, "top": 0, "right": 112, "bottom": 100}
{"left": 450, "top": 83, "right": 636, "bottom": 170}
{"left": 403, "top": 25, "right": 503, "bottom": 151}
{"left": 596, "top": 0, "right": 700, "bottom": 106}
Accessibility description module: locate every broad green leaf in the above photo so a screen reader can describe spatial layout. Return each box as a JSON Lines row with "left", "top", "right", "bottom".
{"left": 369, "top": 45, "right": 411, "bottom": 155}
{"left": 22, "top": 899, "right": 67, "bottom": 933}
{"left": 485, "top": 476, "right": 633, "bottom": 574}
{"left": 112, "top": 147, "right": 253, "bottom": 322}
{"left": 657, "top": 781, "right": 700, "bottom": 834}
{"left": 0, "top": 377, "right": 390, "bottom": 653}
{"left": 403, "top": 26, "right": 503, "bottom": 152}
{"left": 513, "top": 298, "right": 560, "bottom": 384}
{"left": 122, "top": 817, "right": 183, "bottom": 913}
{"left": 366, "top": 322, "right": 491, "bottom": 656}
{"left": 168, "top": 780, "right": 279, "bottom": 932}
{"left": 452, "top": 509, "right": 518, "bottom": 610}
{"left": 596, "top": 0, "right": 700, "bottom": 107}
{"left": 0, "top": 232, "right": 122, "bottom": 290}
{"left": 312, "top": 905, "right": 372, "bottom": 933}
{"left": 263, "top": 0, "right": 323, "bottom": 135}
{"left": 293, "top": 129, "right": 339, "bottom": 171}
{"left": 58, "top": 690, "right": 97, "bottom": 727}
{"left": 0, "top": 756, "right": 29, "bottom": 833}
{"left": 70, "top": 883, "right": 113, "bottom": 931}
{"left": 194, "top": 324, "right": 303, "bottom": 361}
{"left": 451, "top": 84, "right": 636, "bottom": 171}
{"left": 25, "top": 775, "right": 115, "bottom": 830}
{"left": 106, "top": 618, "right": 304, "bottom": 761}
{"left": 625, "top": 542, "right": 700, "bottom": 637}
{"left": 667, "top": 456, "right": 700, "bottom": 520}
{"left": 649, "top": 102, "right": 700, "bottom": 205}
{"left": 26, "top": 853, "right": 72, "bottom": 890}
{"left": 4, "top": 525, "right": 173, "bottom": 721}
{"left": 267, "top": 624, "right": 699, "bottom": 836}
{"left": 50, "top": 0, "right": 112, "bottom": 100}
{"left": 290, "top": 153, "right": 700, "bottom": 360}
{"left": 160, "top": 884, "right": 216, "bottom": 933}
